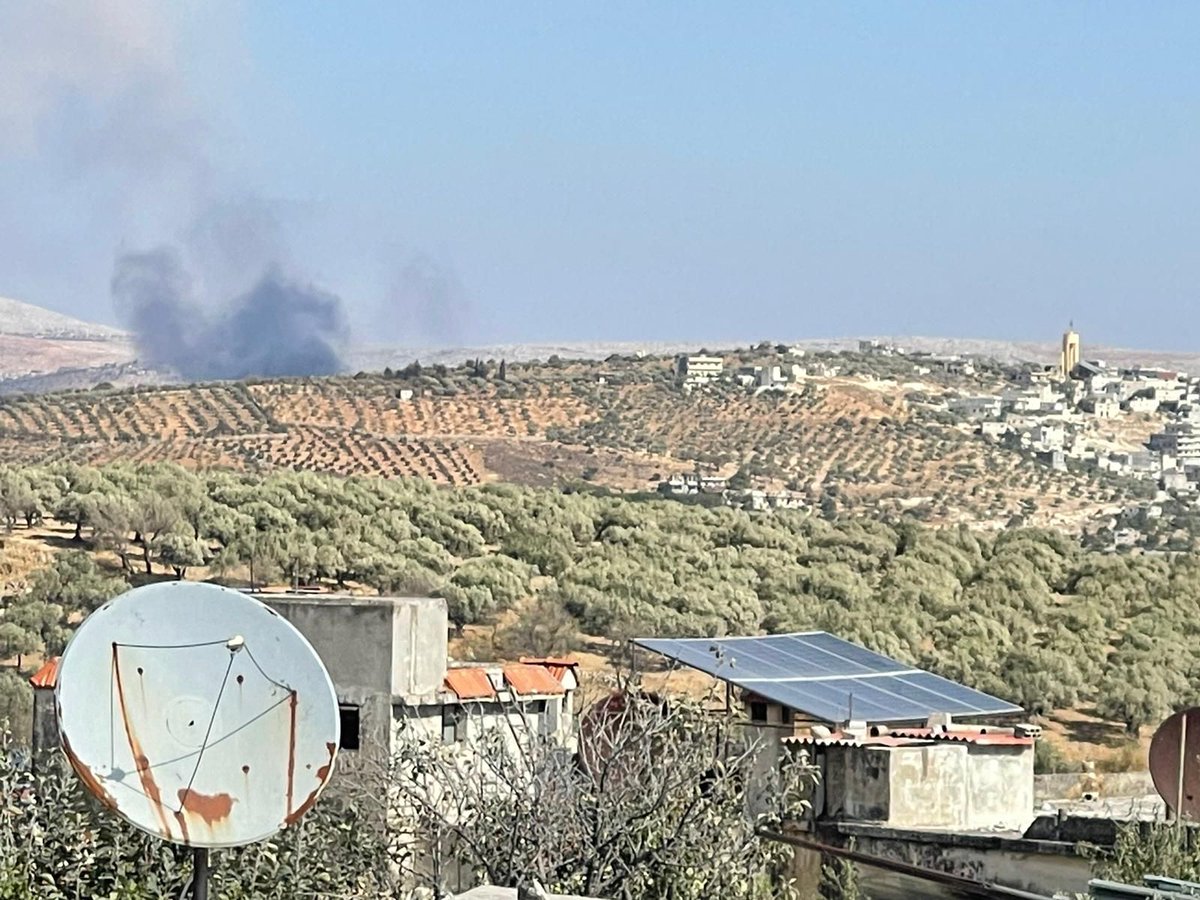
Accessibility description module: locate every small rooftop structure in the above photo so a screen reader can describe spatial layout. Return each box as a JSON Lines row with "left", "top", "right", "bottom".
{"left": 29, "top": 657, "right": 61, "bottom": 767}
{"left": 789, "top": 723, "right": 1036, "bottom": 831}
{"left": 633, "top": 631, "right": 1022, "bottom": 726}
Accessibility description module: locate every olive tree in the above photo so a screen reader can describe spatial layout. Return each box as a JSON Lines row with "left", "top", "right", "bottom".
{"left": 390, "top": 690, "right": 809, "bottom": 899}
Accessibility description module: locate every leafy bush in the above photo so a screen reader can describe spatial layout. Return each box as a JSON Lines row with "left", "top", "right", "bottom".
{"left": 0, "top": 731, "right": 393, "bottom": 899}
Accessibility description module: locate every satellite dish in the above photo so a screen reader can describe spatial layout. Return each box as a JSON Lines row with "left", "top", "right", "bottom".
{"left": 1149, "top": 707, "right": 1200, "bottom": 821}
{"left": 56, "top": 582, "right": 340, "bottom": 849}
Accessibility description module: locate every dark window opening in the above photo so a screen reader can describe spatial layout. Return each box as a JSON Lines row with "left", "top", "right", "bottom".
{"left": 781, "top": 707, "right": 793, "bottom": 725}
{"left": 442, "top": 705, "right": 464, "bottom": 743}
{"left": 526, "top": 699, "right": 547, "bottom": 714}
{"left": 750, "top": 702, "right": 768, "bottom": 723}
{"left": 339, "top": 704, "right": 361, "bottom": 751}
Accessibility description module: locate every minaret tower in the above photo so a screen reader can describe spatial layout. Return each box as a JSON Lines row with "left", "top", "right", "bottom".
{"left": 1060, "top": 323, "right": 1080, "bottom": 378}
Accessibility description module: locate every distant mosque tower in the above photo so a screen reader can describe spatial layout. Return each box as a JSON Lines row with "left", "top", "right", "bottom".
{"left": 1060, "top": 324, "right": 1081, "bottom": 378}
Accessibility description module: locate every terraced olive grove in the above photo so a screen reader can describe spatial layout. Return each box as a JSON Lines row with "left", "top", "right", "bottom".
{"left": 0, "top": 352, "right": 1149, "bottom": 529}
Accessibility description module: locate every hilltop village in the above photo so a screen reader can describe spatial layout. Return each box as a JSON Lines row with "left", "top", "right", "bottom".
{"left": 663, "top": 329, "right": 1200, "bottom": 549}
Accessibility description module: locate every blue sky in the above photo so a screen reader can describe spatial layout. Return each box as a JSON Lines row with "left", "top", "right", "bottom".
{"left": 2, "top": 2, "right": 1198, "bottom": 348}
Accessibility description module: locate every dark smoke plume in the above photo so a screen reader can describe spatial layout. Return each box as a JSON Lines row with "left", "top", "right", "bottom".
{"left": 112, "top": 246, "right": 347, "bottom": 380}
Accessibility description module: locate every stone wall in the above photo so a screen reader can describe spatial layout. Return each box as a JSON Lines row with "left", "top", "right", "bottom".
{"left": 1033, "top": 770, "right": 1155, "bottom": 801}
{"left": 830, "top": 823, "right": 1091, "bottom": 900}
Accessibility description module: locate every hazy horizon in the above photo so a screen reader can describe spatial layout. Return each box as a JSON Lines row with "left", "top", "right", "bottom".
{"left": 2, "top": 3, "right": 1198, "bottom": 353}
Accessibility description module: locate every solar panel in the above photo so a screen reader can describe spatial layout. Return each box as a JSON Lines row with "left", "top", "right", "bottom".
{"left": 633, "top": 632, "right": 1022, "bottom": 725}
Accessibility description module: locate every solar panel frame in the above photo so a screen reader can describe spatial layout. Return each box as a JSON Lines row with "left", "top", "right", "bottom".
{"left": 633, "top": 632, "right": 1022, "bottom": 725}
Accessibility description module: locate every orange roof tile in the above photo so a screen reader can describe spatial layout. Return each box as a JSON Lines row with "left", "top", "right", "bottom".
{"left": 503, "top": 663, "right": 565, "bottom": 696}
{"left": 444, "top": 668, "right": 496, "bottom": 700}
{"left": 518, "top": 657, "right": 579, "bottom": 685}
{"left": 519, "top": 657, "right": 579, "bottom": 667}
{"left": 29, "top": 657, "right": 59, "bottom": 689}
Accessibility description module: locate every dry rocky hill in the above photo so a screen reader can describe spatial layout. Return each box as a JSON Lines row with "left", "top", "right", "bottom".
{"left": 0, "top": 295, "right": 124, "bottom": 340}
{"left": 0, "top": 296, "right": 134, "bottom": 383}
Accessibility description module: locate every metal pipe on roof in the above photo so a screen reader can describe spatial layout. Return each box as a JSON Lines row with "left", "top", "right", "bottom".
{"left": 756, "top": 829, "right": 1059, "bottom": 900}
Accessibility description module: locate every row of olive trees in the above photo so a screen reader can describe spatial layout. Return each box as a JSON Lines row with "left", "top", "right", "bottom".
{"left": 3, "top": 461, "right": 1199, "bottom": 735}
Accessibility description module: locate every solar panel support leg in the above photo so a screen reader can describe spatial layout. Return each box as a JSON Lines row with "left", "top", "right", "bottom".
{"left": 192, "top": 848, "right": 210, "bottom": 900}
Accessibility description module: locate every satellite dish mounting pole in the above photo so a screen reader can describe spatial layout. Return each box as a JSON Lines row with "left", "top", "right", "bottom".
{"left": 1178, "top": 713, "right": 1189, "bottom": 829}
{"left": 192, "top": 848, "right": 210, "bottom": 900}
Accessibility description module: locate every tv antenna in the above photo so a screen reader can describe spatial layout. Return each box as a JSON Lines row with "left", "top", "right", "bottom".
{"left": 55, "top": 582, "right": 340, "bottom": 899}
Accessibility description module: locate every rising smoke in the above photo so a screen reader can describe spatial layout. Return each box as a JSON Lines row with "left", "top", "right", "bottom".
{"left": 382, "top": 253, "right": 471, "bottom": 345}
{"left": 111, "top": 246, "right": 347, "bottom": 380}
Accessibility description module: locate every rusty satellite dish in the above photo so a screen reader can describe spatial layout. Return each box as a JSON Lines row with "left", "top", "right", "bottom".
{"left": 1149, "top": 707, "right": 1200, "bottom": 821}
{"left": 56, "top": 581, "right": 339, "bottom": 849}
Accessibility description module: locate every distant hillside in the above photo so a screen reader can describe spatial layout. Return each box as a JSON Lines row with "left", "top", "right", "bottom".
{"left": 0, "top": 296, "right": 124, "bottom": 340}
{"left": 0, "top": 350, "right": 1152, "bottom": 531}
{"left": 351, "top": 334, "right": 1200, "bottom": 373}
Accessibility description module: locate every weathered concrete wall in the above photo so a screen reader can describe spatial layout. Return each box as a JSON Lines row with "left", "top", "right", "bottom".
{"left": 888, "top": 744, "right": 969, "bottom": 829}
{"left": 266, "top": 595, "right": 448, "bottom": 782}
{"left": 834, "top": 825, "right": 1091, "bottom": 899}
{"left": 389, "top": 598, "right": 449, "bottom": 701}
{"left": 264, "top": 594, "right": 448, "bottom": 702}
{"left": 968, "top": 745, "right": 1033, "bottom": 829}
{"left": 265, "top": 596, "right": 396, "bottom": 694}
{"left": 744, "top": 703, "right": 788, "bottom": 817}
{"left": 814, "top": 740, "right": 1036, "bottom": 831}
{"left": 1034, "top": 770, "right": 1154, "bottom": 801}
{"left": 841, "top": 746, "right": 891, "bottom": 821}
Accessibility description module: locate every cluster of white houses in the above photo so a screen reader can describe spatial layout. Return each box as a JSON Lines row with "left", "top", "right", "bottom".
{"left": 937, "top": 329, "right": 1200, "bottom": 492}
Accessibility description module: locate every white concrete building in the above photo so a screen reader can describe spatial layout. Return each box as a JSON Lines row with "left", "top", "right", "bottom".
{"left": 949, "top": 396, "right": 1002, "bottom": 418}
{"left": 790, "top": 725, "right": 1036, "bottom": 832}
{"left": 264, "top": 595, "right": 578, "bottom": 772}
{"left": 674, "top": 354, "right": 724, "bottom": 386}
{"left": 1150, "top": 424, "right": 1200, "bottom": 465}
{"left": 1127, "top": 395, "right": 1161, "bottom": 414}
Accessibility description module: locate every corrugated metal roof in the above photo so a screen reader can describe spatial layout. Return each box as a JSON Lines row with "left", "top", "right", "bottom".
{"left": 444, "top": 668, "right": 497, "bottom": 700}
{"left": 519, "top": 657, "right": 579, "bottom": 685}
{"left": 785, "top": 727, "right": 1033, "bottom": 749}
{"left": 444, "top": 664, "right": 566, "bottom": 700}
{"left": 29, "top": 657, "right": 59, "bottom": 689}
{"left": 888, "top": 727, "right": 1033, "bottom": 746}
{"left": 503, "top": 664, "right": 565, "bottom": 696}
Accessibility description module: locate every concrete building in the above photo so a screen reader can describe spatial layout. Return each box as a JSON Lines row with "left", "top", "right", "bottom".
{"left": 30, "top": 596, "right": 579, "bottom": 784}
{"left": 1013, "top": 365, "right": 1058, "bottom": 387}
{"left": 756, "top": 365, "right": 787, "bottom": 389}
{"left": 262, "top": 595, "right": 578, "bottom": 770}
{"left": 858, "top": 340, "right": 904, "bottom": 356}
{"left": 1126, "top": 395, "right": 1160, "bottom": 414}
{"left": 1149, "top": 423, "right": 1200, "bottom": 465}
{"left": 673, "top": 354, "right": 724, "bottom": 387}
{"left": 1060, "top": 328, "right": 1081, "bottom": 378}
{"left": 1036, "top": 449, "right": 1067, "bottom": 471}
{"left": 948, "top": 396, "right": 1002, "bottom": 418}
{"left": 978, "top": 421, "right": 1011, "bottom": 441}
{"left": 28, "top": 657, "right": 59, "bottom": 770}
{"left": 791, "top": 724, "right": 1036, "bottom": 832}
